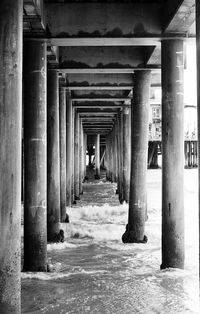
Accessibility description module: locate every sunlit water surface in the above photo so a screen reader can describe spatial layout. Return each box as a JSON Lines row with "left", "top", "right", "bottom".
{"left": 22, "top": 169, "right": 199, "bottom": 314}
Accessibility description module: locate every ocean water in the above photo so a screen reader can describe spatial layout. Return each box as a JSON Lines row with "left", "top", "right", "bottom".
{"left": 21, "top": 169, "right": 199, "bottom": 314}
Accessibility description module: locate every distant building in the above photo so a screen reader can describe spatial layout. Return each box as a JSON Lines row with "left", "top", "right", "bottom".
{"left": 149, "top": 87, "right": 161, "bottom": 141}
{"left": 149, "top": 87, "right": 197, "bottom": 141}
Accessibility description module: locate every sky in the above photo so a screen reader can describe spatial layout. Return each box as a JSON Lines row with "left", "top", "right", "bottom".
{"left": 184, "top": 42, "right": 197, "bottom": 137}
{"left": 184, "top": 42, "right": 197, "bottom": 107}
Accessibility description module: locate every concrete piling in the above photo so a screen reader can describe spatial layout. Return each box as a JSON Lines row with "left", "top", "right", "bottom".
{"left": 161, "top": 40, "right": 185, "bottom": 269}
{"left": 123, "top": 106, "right": 131, "bottom": 203}
{"left": 74, "top": 110, "right": 80, "bottom": 199}
{"left": 59, "top": 87, "right": 67, "bottom": 222}
{"left": 95, "top": 134, "right": 101, "bottom": 179}
{"left": 23, "top": 40, "right": 47, "bottom": 271}
{"left": 0, "top": 0, "right": 23, "bottom": 312}
{"left": 122, "top": 70, "right": 151, "bottom": 243}
{"left": 66, "top": 90, "right": 73, "bottom": 206}
{"left": 47, "top": 69, "right": 60, "bottom": 241}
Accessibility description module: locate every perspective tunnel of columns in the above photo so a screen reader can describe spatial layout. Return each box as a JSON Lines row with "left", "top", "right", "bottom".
{"left": 0, "top": 0, "right": 199, "bottom": 312}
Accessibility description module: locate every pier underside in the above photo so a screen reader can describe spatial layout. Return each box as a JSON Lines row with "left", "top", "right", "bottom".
{"left": 0, "top": 0, "right": 199, "bottom": 312}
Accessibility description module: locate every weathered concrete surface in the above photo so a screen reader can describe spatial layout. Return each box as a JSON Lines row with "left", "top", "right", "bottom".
{"left": 74, "top": 110, "right": 80, "bottom": 199}
{"left": 69, "top": 86, "right": 133, "bottom": 91}
{"left": 123, "top": 106, "right": 131, "bottom": 203}
{"left": 23, "top": 41, "right": 47, "bottom": 271}
{"left": 46, "top": 3, "right": 162, "bottom": 37}
{"left": 122, "top": 70, "right": 151, "bottom": 243}
{"left": 105, "top": 135, "right": 111, "bottom": 181}
{"left": 23, "top": 0, "right": 46, "bottom": 35}
{"left": 47, "top": 69, "right": 60, "bottom": 241}
{"left": 164, "top": 0, "right": 195, "bottom": 33}
{"left": 83, "top": 134, "right": 87, "bottom": 179}
{"left": 163, "top": 0, "right": 184, "bottom": 30}
{"left": 95, "top": 134, "right": 101, "bottom": 179}
{"left": 60, "top": 47, "right": 154, "bottom": 68}
{"left": 117, "top": 111, "right": 123, "bottom": 203}
{"left": 61, "top": 68, "right": 159, "bottom": 74}
{"left": 51, "top": 37, "right": 161, "bottom": 47}
{"left": 59, "top": 87, "right": 67, "bottom": 222}
{"left": 0, "top": 0, "right": 22, "bottom": 312}
{"left": 78, "top": 109, "right": 118, "bottom": 116}
{"left": 79, "top": 119, "right": 83, "bottom": 194}
{"left": 72, "top": 90, "right": 127, "bottom": 97}
{"left": 66, "top": 90, "right": 73, "bottom": 206}
{"left": 71, "top": 108, "right": 75, "bottom": 203}
{"left": 66, "top": 73, "right": 133, "bottom": 86}
{"left": 161, "top": 40, "right": 185, "bottom": 269}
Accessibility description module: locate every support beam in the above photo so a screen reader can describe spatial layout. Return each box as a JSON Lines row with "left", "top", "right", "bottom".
{"left": 50, "top": 37, "right": 161, "bottom": 47}
{"left": 74, "top": 104, "right": 123, "bottom": 109}
{"left": 95, "top": 134, "right": 101, "bottom": 179}
{"left": 82, "top": 117, "right": 115, "bottom": 121}
{"left": 49, "top": 37, "right": 194, "bottom": 48}
{"left": 71, "top": 108, "right": 75, "bottom": 203}
{"left": 59, "top": 87, "right": 67, "bottom": 222}
{"left": 83, "top": 124, "right": 114, "bottom": 127}
{"left": 122, "top": 70, "right": 151, "bottom": 243}
{"left": 83, "top": 134, "right": 87, "bottom": 179}
{"left": 84, "top": 128, "right": 112, "bottom": 131}
{"left": 47, "top": 69, "right": 60, "bottom": 241}
{"left": 79, "top": 118, "right": 83, "bottom": 194}
{"left": 67, "top": 73, "right": 134, "bottom": 87}
{"left": 24, "top": 40, "right": 47, "bottom": 271}
{"left": 161, "top": 39, "right": 184, "bottom": 269}
{"left": 74, "top": 110, "right": 80, "bottom": 200}
{"left": 0, "top": 0, "right": 22, "bottom": 312}
{"left": 123, "top": 106, "right": 131, "bottom": 203}
{"left": 68, "top": 85, "right": 133, "bottom": 91}
{"left": 72, "top": 97, "right": 131, "bottom": 102}
{"left": 66, "top": 90, "right": 73, "bottom": 206}
{"left": 117, "top": 111, "right": 124, "bottom": 203}
{"left": 60, "top": 68, "right": 160, "bottom": 74}
{"left": 80, "top": 113, "right": 117, "bottom": 117}
{"left": 78, "top": 110, "right": 118, "bottom": 116}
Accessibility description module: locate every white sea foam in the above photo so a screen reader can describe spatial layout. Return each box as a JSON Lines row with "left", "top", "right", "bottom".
{"left": 67, "top": 203, "right": 128, "bottom": 223}
{"left": 68, "top": 222, "right": 125, "bottom": 241}
{"left": 21, "top": 268, "right": 108, "bottom": 281}
{"left": 22, "top": 169, "right": 199, "bottom": 314}
{"left": 47, "top": 242, "right": 77, "bottom": 251}
{"left": 21, "top": 271, "right": 72, "bottom": 281}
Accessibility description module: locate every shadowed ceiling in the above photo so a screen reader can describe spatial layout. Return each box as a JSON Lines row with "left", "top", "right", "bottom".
{"left": 24, "top": 0, "right": 195, "bottom": 136}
